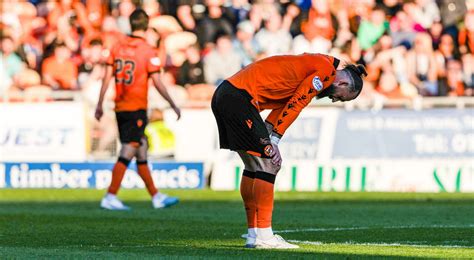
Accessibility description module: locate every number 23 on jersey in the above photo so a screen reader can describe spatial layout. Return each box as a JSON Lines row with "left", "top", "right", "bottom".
{"left": 114, "top": 59, "right": 136, "bottom": 85}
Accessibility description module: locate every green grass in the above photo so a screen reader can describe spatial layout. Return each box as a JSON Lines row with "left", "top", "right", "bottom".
{"left": 1, "top": 189, "right": 473, "bottom": 259}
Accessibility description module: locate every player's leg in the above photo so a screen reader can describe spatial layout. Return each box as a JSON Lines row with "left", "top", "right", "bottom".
{"left": 136, "top": 137, "right": 157, "bottom": 196}
{"left": 237, "top": 150, "right": 259, "bottom": 248}
{"left": 252, "top": 155, "right": 299, "bottom": 249}
{"left": 101, "top": 110, "right": 141, "bottom": 210}
{"left": 136, "top": 136, "right": 178, "bottom": 208}
{"left": 101, "top": 143, "right": 137, "bottom": 210}
{"left": 252, "top": 155, "right": 279, "bottom": 240}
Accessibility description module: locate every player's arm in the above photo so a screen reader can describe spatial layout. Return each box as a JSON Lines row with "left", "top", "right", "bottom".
{"left": 95, "top": 65, "right": 114, "bottom": 121}
{"left": 150, "top": 72, "right": 181, "bottom": 120}
{"left": 270, "top": 72, "right": 323, "bottom": 141}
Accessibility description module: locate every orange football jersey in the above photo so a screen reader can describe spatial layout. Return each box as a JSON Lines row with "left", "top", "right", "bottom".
{"left": 228, "top": 53, "right": 339, "bottom": 136}
{"left": 107, "top": 36, "right": 162, "bottom": 111}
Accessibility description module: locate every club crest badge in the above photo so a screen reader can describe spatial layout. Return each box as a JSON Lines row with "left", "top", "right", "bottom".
{"left": 312, "top": 76, "right": 323, "bottom": 91}
{"left": 264, "top": 145, "right": 273, "bottom": 157}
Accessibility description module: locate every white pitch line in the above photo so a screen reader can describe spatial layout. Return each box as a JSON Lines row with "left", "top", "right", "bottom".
{"left": 275, "top": 224, "right": 474, "bottom": 234}
{"left": 288, "top": 240, "right": 474, "bottom": 249}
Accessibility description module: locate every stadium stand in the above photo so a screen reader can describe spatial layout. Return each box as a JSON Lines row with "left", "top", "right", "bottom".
{"left": 1, "top": 0, "right": 473, "bottom": 157}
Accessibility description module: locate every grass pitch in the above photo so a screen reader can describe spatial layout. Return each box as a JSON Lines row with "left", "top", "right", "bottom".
{"left": 0, "top": 189, "right": 473, "bottom": 258}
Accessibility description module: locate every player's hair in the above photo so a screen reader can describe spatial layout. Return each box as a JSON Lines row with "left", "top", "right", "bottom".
{"left": 129, "top": 9, "right": 149, "bottom": 32}
{"left": 0, "top": 34, "right": 13, "bottom": 42}
{"left": 89, "top": 38, "right": 103, "bottom": 46}
{"left": 54, "top": 41, "right": 67, "bottom": 49}
{"left": 343, "top": 64, "right": 367, "bottom": 98}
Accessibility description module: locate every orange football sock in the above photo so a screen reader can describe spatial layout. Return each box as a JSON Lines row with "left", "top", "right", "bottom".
{"left": 137, "top": 160, "right": 158, "bottom": 196}
{"left": 240, "top": 170, "right": 257, "bottom": 228}
{"left": 108, "top": 157, "right": 130, "bottom": 195}
{"left": 254, "top": 171, "right": 276, "bottom": 228}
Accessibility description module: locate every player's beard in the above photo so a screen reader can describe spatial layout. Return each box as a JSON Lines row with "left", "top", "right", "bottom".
{"left": 316, "top": 85, "right": 336, "bottom": 99}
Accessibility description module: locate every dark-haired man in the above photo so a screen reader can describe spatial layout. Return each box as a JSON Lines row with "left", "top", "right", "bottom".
{"left": 95, "top": 9, "right": 181, "bottom": 210}
{"left": 211, "top": 53, "right": 366, "bottom": 248}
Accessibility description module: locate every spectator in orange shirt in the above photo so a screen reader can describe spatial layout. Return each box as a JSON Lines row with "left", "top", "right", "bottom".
{"left": 41, "top": 42, "right": 78, "bottom": 90}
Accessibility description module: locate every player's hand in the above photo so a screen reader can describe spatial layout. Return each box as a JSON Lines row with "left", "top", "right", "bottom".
{"left": 95, "top": 106, "right": 103, "bottom": 121}
{"left": 270, "top": 143, "right": 282, "bottom": 166}
{"left": 173, "top": 106, "right": 181, "bottom": 120}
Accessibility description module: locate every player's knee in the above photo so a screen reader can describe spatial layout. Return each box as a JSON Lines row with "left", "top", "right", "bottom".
{"left": 258, "top": 158, "right": 281, "bottom": 174}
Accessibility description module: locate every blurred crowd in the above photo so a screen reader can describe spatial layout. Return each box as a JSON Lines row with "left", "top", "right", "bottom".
{"left": 1, "top": 0, "right": 474, "bottom": 105}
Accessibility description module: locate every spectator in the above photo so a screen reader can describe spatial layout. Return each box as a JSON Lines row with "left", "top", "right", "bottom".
{"left": 87, "top": 16, "right": 125, "bottom": 51}
{"left": 281, "top": 2, "right": 301, "bottom": 36}
{"left": 364, "top": 34, "right": 408, "bottom": 98}
{"left": 435, "top": 34, "right": 460, "bottom": 95}
{"left": 438, "top": 0, "right": 467, "bottom": 39}
{"left": 378, "top": 0, "right": 403, "bottom": 19}
{"left": 459, "top": 12, "right": 474, "bottom": 95}
{"left": 429, "top": 21, "right": 444, "bottom": 50}
{"left": 177, "top": 0, "right": 206, "bottom": 31}
{"left": 227, "top": 0, "right": 252, "bottom": 28}
{"left": 0, "top": 0, "right": 472, "bottom": 102}
{"left": 332, "top": 9, "right": 354, "bottom": 50}
{"left": 377, "top": 69, "right": 405, "bottom": 99}
{"left": 116, "top": 0, "right": 136, "bottom": 34}
{"left": 408, "top": 0, "right": 440, "bottom": 30}
{"left": 78, "top": 39, "right": 106, "bottom": 86}
{"left": 332, "top": 38, "right": 362, "bottom": 65}
{"left": 292, "top": 26, "right": 332, "bottom": 54}
{"left": 0, "top": 36, "right": 25, "bottom": 85}
{"left": 204, "top": 33, "right": 242, "bottom": 86}
{"left": 41, "top": 42, "right": 78, "bottom": 90}
{"left": 357, "top": 7, "right": 388, "bottom": 50}
{"left": 177, "top": 44, "right": 206, "bottom": 87}
{"left": 445, "top": 59, "right": 465, "bottom": 96}
{"left": 143, "top": 0, "right": 161, "bottom": 18}
{"left": 47, "top": 0, "right": 92, "bottom": 34}
{"left": 232, "top": 20, "right": 261, "bottom": 67}
{"left": 177, "top": 43, "right": 215, "bottom": 101}
{"left": 195, "top": 0, "right": 234, "bottom": 50}
{"left": 462, "top": 53, "right": 474, "bottom": 96}
{"left": 406, "top": 32, "right": 438, "bottom": 96}
{"left": 301, "top": 0, "right": 337, "bottom": 43}
{"left": 255, "top": 10, "right": 292, "bottom": 57}
{"left": 390, "top": 10, "right": 417, "bottom": 48}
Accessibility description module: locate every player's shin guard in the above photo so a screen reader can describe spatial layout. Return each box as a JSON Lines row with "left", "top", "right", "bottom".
{"left": 254, "top": 171, "right": 276, "bottom": 229}
{"left": 240, "top": 170, "right": 257, "bottom": 228}
{"left": 137, "top": 160, "right": 158, "bottom": 196}
{"left": 108, "top": 157, "right": 131, "bottom": 195}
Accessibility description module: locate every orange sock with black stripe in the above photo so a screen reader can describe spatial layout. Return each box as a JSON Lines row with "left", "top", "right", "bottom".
{"left": 240, "top": 170, "right": 257, "bottom": 229}
{"left": 108, "top": 157, "right": 130, "bottom": 195}
{"left": 137, "top": 160, "right": 158, "bottom": 196}
{"left": 254, "top": 171, "right": 276, "bottom": 230}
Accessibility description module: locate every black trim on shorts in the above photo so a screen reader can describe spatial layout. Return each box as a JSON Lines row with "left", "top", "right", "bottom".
{"left": 243, "top": 170, "right": 256, "bottom": 179}
{"left": 256, "top": 171, "right": 276, "bottom": 184}
{"left": 118, "top": 157, "right": 131, "bottom": 166}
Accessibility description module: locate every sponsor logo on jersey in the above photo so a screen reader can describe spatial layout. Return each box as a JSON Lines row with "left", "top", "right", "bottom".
{"left": 312, "top": 76, "right": 323, "bottom": 91}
